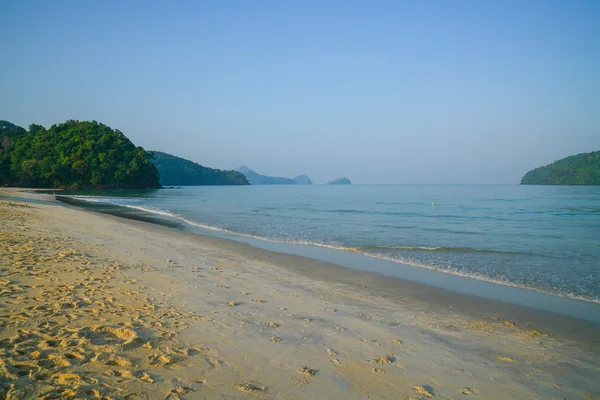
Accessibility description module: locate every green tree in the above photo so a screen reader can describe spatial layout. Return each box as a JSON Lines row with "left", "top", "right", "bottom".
{"left": 150, "top": 151, "right": 249, "bottom": 186}
{"left": 0, "top": 120, "right": 160, "bottom": 189}
{"left": 521, "top": 151, "right": 600, "bottom": 185}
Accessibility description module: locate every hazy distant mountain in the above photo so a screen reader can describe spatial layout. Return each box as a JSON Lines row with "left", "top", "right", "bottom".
{"left": 152, "top": 152, "right": 248, "bottom": 186}
{"left": 521, "top": 151, "right": 600, "bottom": 185}
{"left": 327, "top": 177, "right": 351, "bottom": 185}
{"left": 293, "top": 175, "right": 313, "bottom": 185}
{"left": 236, "top": 166, "right": 303, "bottom": 185}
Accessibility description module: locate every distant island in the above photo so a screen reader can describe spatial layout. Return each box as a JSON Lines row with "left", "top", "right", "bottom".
{"left": 1, "top": 120, "right": 160, "bottom": 189}
{"left": 151, "top": 151, "right": 248, "bottom": 186}
{"left": 293, "top": 175, "right": 313, "bottom": 185}
{"left": 236, "top": 166, "right": 312, "bottom": 185}
{"left": 327, "top": 177, "right": 352, "bottom": 185}
{"left": 521, "top": 151, "right": 600, "bottom": 185}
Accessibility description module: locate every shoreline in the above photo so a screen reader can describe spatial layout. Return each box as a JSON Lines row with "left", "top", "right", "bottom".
{"left": 8, "top": 188, "right": 600, "bottom": 348}
{"left": 51, "top": 191, "right": 600, "bottom": 312}
{"left": 55, "top": 192, "right": 600, "bottom": 322}
{"left": 59, "top": 195, "right": 600, "bottom": 345}
{"left": 2, "top": 188, "right": 600, "bottom": 399}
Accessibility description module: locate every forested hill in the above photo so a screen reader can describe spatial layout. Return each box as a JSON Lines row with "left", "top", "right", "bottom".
{"left": 521, "top": 151, "right": 600, "bottom": 185}
{"left": 0, "top": 120, "right": 160, "bottom": 189}
{"left": 0, "top": 121, "right": 27, "bottom": 138}
{"left": 151, "top": 151, "right": 248, "bottom": 186}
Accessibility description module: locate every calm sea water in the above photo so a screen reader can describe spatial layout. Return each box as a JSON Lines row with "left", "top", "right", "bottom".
{"left": 64, "top": 185, "right": 600, "bottom": 304}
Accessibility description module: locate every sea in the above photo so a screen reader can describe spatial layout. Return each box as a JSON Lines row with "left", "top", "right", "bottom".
{"left": 57, "top": 184, "right": 600, "bottom": 319}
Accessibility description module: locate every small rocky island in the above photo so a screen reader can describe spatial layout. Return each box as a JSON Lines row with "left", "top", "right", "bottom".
{"left": 293, "top": 175, "right": 313, "bottom": 185}
{"left": 327, "top": 177, "right": 352, "bottom": 185}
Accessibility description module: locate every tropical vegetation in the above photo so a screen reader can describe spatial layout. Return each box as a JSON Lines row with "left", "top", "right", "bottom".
{"left": 521, "top": 151, "right": 600, "bottom": 185}
{"left": 0, "top": 120, "right": 160, "bottom": 189}
{"left": 151, "top": 151, "right": 248, "bottom": 186}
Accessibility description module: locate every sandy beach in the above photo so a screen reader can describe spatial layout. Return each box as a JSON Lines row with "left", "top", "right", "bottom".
{"left": 1, "top": 189, "right": 599, "bottom": 399}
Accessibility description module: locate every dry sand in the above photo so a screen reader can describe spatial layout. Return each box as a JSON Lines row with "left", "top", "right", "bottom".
{"left": 1, "top": 189, "right": 599, "bottom": 399}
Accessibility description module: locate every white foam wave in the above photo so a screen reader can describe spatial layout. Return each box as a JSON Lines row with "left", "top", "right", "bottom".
{"left": 371, "top": 245, "right": 442, "bottom": 251}
{"left": 70, "top": 197, "right": 600, "bottom": 306}
{"left": 357, "top": 252, "right": 600, "bottom": 305}
{"left": 69, "top": 195, "right": 114, "bottom": 203}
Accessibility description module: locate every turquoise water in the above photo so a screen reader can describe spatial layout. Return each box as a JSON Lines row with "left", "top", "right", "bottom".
{"left": 62, "top": 185, "right": 600, "bottom": 305}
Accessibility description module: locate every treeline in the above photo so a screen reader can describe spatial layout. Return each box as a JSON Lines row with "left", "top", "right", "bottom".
{"left": 0, "top": 120, "right": 160, "bottom": 189}
{"left": 521, "top": 151, "right": 600, "bottom": 185}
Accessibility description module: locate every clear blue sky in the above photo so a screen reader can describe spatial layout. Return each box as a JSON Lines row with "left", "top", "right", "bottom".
{"left": 2, "top": 0, "right": 599, "bottom": 184}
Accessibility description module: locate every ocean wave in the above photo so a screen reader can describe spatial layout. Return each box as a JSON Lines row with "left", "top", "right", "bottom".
{"left": 68, "top": 195, "right": 113, "bottom": 203}
{"left": 127, "top": 203, "right": 600, "bottom": 304}
{"left": 69, "top": 195, "right": 141, "bottom": 205}
{"left": 354, "top": 252, "right": 600, "bottom": 303}
{"left": 64, "top": 196, "right": 600, "bottom": 306}
{"left": 361, "top": 245, "right": 529, "bottom": 255}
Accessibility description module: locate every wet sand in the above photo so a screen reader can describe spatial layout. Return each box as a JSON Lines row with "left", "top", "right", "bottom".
{"left": 1, "top": 189, "right": 599, "bottom": 399}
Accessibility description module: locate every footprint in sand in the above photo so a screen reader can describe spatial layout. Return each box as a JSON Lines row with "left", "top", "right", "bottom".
{"left": 298, "top": 367, "right": 318, "bottom": 376}
{"left": 268, "top": 322, "right": 279, "bottom": 328}
{"left": 171, "top": 386, "right": 196, "bottom": 395}
{"left": 137, "top": 371, "right": 154, "bottom": 383}
{"left": 149, "top": 353, "right": 176, "bottom": 367}
{"left": 227, "top": 301, "right": 240, "bottom": 307}
{"left": 53, "top": 372, "right": 84, "bottom": 385}
{"left": 86, "top": 389, "right": 102, "bottom": 398}
{"left": 497, "top": 356, "right": 516, "bottom": 363}
{"left": 369, "top": 355, "right": 395, "bottom": 364}
{"left": 325, "top": 348, "right": 338, "bottom": 357}
{"left": 270, "top": 336, "right": 282, "bottom": 342}
{"left": 209, "top": 359, "right": 224, "bottom": 368}
{"left": 234, "top": 383, "right": 266, "bottom": 393}
{"left": 106, "top": 356, "right": 132, "bottom": 368}
{"left": 181, "top": 346, "right": 208, "bottom": 356}
{"left": 412, "top": 385, "right": 434, "bottom": 398}
{"left": 81, "top": 325, "right": 138, "bottom": 346}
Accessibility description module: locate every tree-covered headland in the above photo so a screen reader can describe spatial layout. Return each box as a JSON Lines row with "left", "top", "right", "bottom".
{"left": 150, "top": 151, "right": 248, "bottom": 186}
{"left": 0, "top": 120, "right": 160, "bottom": 189}
{"left": 521, "top": 151, "right": 600, "bottom": 185}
